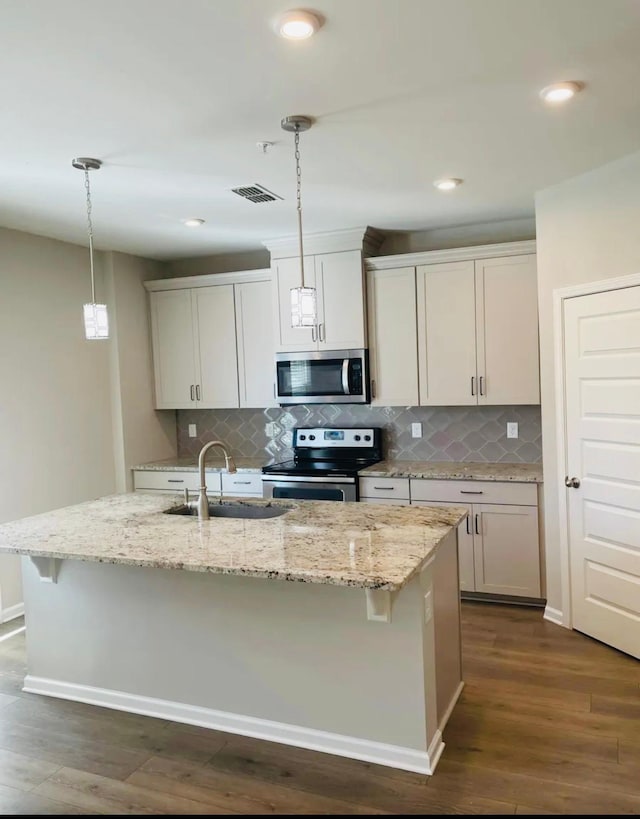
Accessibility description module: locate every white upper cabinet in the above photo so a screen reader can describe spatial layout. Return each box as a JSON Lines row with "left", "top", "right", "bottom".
{"left": 316, "top": 250, "right": 366, "bottom": 350}
{"left": 271, "top": 255, "right": 316, "bottom": 352}
{"left": 367, "top": 266, "right": 419, "bottom": 406}
{"left": 417, "top": 260, "right": 477, "bottom": 406}
{"left": 149, "top": 289, "right": 199, "bottom": 410}
{"left": 147, "top": 270, "right": 275, "bottom": 410}
{"left": 367, "top": 241, "right": 540, "bottom": 408}
{"left": 272, "top": 250, "right": 366, "bottom": 352}
{"left": 235, "top": 279, "right": 277, "bottom": 408}
{"left": 475, "top": 254, "right": 540, "bottom": 405}
{"left": 194, "top": 285, "right": 239, "bottom": 409}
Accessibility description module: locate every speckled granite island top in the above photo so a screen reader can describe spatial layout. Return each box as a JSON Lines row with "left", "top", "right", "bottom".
{"left": 0, "top": 493, "right": 466, "bottom": 592}
{"left": 132, "top": 456, "right": 266, "bottom": 473}
{"left": 359, "top": 460, "right": 543, "bottom": 483}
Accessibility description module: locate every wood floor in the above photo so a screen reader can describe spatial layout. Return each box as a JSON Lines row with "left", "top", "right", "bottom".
{"left": 0, "top": 601, "right": 638, "bottom": 815}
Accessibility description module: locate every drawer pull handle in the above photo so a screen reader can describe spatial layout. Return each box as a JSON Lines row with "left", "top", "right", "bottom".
{"left": 460, "top": 490, "right": 483, "bottom": 495}
{"left": 232, "top": 481, "right": 252, "bottom": 485}
{"left": 374, "top": 486, "right": 393, "bottom": 490}
{"left": 168, "top": 479, "right": 184, "bottom": 483}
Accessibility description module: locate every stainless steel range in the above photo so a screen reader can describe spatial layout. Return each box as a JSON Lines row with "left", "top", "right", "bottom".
{"left": 261, "top": 427, "right": 382, "bottom": 502}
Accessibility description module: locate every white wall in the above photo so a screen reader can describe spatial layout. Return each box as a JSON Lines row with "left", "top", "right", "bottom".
{"left": 167, "top": 249, "right": 270, "bottom": 278}
{"left": 378, "top": 217, "right": 536, "bottom": 255}
{"left": 105, "top": 252, "right": 177, "bottom": 492}
{"left": 0, "top": 229, "right": 176, "bottom": 617}
{"left": 535, "top": 149, "right": 640, "bottom": 617}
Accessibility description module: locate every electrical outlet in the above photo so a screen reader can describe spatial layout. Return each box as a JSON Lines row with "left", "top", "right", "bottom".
{"left": 411, "top": 422, "right": 422, "bottom": 438}
{"left": 507, "top": 422, "right": 518, "bottom": 439}
{"left": 265, "top": 422, "right": 275, "bottom": 438}
{"left": 188, "top": 423, "right": 197, "bottom": 438}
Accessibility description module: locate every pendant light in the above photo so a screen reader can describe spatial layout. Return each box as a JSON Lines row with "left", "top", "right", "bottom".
{"left": 72, "top": 157, "right": 109, "bottom": 340}
{"left": 281, "top": 115, "right": 317, "bottom": 329}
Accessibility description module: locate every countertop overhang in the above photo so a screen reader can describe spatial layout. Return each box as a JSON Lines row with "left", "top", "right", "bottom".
{"left": 0, "top": 493, "right": 466, "bottom": 593}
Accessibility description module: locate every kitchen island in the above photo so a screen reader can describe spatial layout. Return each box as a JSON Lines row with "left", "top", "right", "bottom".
{"left": 0, "top": 493, "right": 466, "bottom": 775}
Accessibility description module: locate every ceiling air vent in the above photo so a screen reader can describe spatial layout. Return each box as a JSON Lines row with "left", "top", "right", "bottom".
{"left": 230, "top": 184, "right": 283, "bottom": 204}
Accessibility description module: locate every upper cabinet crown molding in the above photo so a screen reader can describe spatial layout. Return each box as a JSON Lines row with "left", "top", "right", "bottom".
{"left": 262, "top": 226, "right": 385, "bottom": 260}
{"left": 144, "top": 268, "right": 271, "bottom": 292}
{"left": 365, "top": 240, "right": 537, "bottom": 271}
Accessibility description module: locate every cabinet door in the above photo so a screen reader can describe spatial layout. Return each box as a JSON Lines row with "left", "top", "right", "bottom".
{"left": 412, "top": 500, "right": 475, "bottom": 592}
{"left": 367, "top": 267, "right": 419, "bottom": 406}
{"left": 272, "top": 255, "right": 316, "bottom": 352}
{"left": 417, "top": 261, "right": 477, "bottom": 406}
{"left": 475, "top": 254, "right": 540, "bottom": 405}
{"left": 316, "top": 250, "right": 366, "bottom": 350}
{"left": 473, "top": 504, "right": 540, "bottom": 597}
{"left": 149, "top": 289, "right": 198, "bottom": 409}
{"left": 193, "top": 285, "right": 239, "bottom": 409}
{"left": 235, "top": 280, "right": 277, "bottom": 408}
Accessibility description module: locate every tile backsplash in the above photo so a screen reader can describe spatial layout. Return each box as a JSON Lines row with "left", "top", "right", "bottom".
{"left": 177, "top": 405, "right": 542, "bottom": 464}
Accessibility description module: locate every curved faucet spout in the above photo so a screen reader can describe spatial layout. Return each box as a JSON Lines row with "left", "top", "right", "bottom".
{"left": 197, "top": 440, "right": 237, "bottom": 520}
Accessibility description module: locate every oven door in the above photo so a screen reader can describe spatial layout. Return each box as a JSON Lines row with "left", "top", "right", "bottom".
{"left": 275, "top": 349, "right": 368, "bottom": 405}
{"left": 262, "top": 476, "right": 357, "bottom": 502}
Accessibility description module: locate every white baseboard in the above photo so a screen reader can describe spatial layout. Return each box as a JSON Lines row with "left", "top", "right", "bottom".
{"left": 23, "top": 675, "right": 435, "bottom": 775}
{"left": 1, "top": 602, "right": 24, "bottom": 623}
{"left": 543, "top": 605, "right": 565, "bottom": 627}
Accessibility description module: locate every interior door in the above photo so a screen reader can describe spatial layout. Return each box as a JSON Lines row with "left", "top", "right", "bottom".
{"left": 564, "top": 285, "right": 640, "bottom": 659}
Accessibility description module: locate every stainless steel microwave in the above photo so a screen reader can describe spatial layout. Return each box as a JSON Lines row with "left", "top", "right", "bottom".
{"left": 275, "top": 349, "right": 370, "bottom": 405}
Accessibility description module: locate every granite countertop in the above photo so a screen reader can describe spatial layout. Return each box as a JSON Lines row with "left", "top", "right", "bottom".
{"left": 0, "top": 493, "right": 465, "bottom": 592}
{"left": 359, "top": 460, "right": 543, "bottom": 483}
{"left": 132, "top": 456, "right": 266, "bottom": 474}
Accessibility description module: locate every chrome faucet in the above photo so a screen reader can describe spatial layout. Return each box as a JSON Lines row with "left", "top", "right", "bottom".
{"left": 197, "top": 440, "right": 237, "bottom": 520}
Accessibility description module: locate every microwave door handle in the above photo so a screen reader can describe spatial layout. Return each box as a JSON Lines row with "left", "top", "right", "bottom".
{"left": 341, "top": 359, "right": 350, "bottom": 395}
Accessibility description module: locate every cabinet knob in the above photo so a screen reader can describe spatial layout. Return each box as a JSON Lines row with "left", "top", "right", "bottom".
{"left": 565, "top": 476, "right": 581, "bottom": 489}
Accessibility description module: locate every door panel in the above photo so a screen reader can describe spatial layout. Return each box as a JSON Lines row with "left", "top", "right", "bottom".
{"left": 194, "top": 285, "right": 239, "bottom": 408}
{"left": 317, "top": 250, "right": 366, "bottom": 350}
{"left": 417, "top": 261, "right": 477, "bottom": 406}
{"left": 149, "top": 289, "right": 197, "bottom": 409}
{"left": 235, "top": 280, "right": 276, "bottom": 408}
{"left": 412, "top": 500, "right": 474, "bottom": 591}
{"left": 476, "top": 254, "right": 540, "bottom": 405}
{"left": 273, "top": 256, "right": 316, "bottom": 351}
{"left": 564, "top": 285, "right": 640, "bottom": 659}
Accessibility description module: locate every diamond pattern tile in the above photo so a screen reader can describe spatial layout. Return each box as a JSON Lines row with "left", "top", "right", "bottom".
{"left": 177, "top": 405, "right": 542, "bottom": 463}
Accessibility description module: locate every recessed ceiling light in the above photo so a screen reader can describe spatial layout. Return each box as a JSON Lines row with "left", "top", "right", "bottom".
{"left": 539, "top": 81, "right": 584, "bottom": 104}
{"left": 183, "top": 218, "right": 205, "bottom": 227}
{"left": 433, "top": 178, "right": 463, "bottom": 191}
{"left": 276, "top": 10, "right": 321, "bottom": 40}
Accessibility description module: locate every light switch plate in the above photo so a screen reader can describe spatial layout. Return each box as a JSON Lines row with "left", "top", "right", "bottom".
{"left": 188, "top": 424, "right": 197, "bottom": 438}
{"left": 507, "top": 422, "right": 518, "bottom": 439}
{"left": 411, "top": 422, "right": 422, "bottom": 438}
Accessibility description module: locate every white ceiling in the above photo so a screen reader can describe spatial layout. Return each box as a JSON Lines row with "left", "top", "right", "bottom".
{"left": 1, "top": 0, "right": 639, "bottom": 260}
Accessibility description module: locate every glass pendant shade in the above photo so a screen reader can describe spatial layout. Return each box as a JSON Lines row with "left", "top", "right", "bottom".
{"left": 83, "top": 302, "right": 109, "bottom": 340}
{"left": 290, "top": 286, "right": 317, "bottom": 328}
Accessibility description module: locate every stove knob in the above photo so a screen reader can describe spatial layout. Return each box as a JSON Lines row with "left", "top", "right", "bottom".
{"left": 364, "top": 434, "right": 371, "bottom": 441}
{"left": 299, "top": 434, "right": 306, "bottom": 441}
{"left": 354, "top": 435, "right": 361, "bottom": 441}
{"left": 309, "top": 434, "right": 316, "bottom": 441}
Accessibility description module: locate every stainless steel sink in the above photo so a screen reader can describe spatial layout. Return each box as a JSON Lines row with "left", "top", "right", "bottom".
{"left": 164, "top": 502, "right": 288, "bottom": 520}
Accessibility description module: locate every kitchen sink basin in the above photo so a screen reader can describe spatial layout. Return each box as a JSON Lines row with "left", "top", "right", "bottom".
{"left": 164, "top": 502, "right": 288, "bottom": 519}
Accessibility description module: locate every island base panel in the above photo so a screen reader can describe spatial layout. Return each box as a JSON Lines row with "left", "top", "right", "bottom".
{"left": 20, "top": 545, "right": 461, "bottom": 774}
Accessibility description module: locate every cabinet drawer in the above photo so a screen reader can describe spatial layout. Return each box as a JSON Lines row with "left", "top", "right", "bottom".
{"left": 410, "top": 479, "right": 537, "bottom": 506}
{"left": 133, "top": 470, "right": 220, "bottom": 493}
{"left": 221, "top": 473, "right": 263, "bottom": 496}
{"left": 359, "top": 477, "right": 410, "bottom": 499}
{"left": 359, "top": 497, "right": 411, "bottom": 506}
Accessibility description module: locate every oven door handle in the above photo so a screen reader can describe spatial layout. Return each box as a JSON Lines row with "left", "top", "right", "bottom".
{"left": 341, "top": 359, "right": 350, "bottom": 395}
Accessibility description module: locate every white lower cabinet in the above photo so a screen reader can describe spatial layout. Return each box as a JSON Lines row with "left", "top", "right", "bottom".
{"left": 221, "top": 473, "right": 263, "bottom": 497}
{"left": 411, "top": 479, "right": 541, "bottom": 599}
{"left": 133, "top": 470, "right": 220, "bottom": 494}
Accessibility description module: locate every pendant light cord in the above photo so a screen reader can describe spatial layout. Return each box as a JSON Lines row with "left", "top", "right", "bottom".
{"left": 295, "top": 128, "right": 305, "bottom": 288}
{"left": 84, "top": 167, "right": 96, "bottom": 304}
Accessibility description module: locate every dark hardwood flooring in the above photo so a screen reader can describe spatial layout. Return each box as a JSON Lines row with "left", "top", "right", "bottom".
{"left": 0, "top": 601, "right": 638, "bottom": 814}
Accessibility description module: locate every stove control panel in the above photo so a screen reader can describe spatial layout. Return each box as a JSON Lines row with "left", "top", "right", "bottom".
{"left": 294, "top": 428, "right": 377, "bottom": 448}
